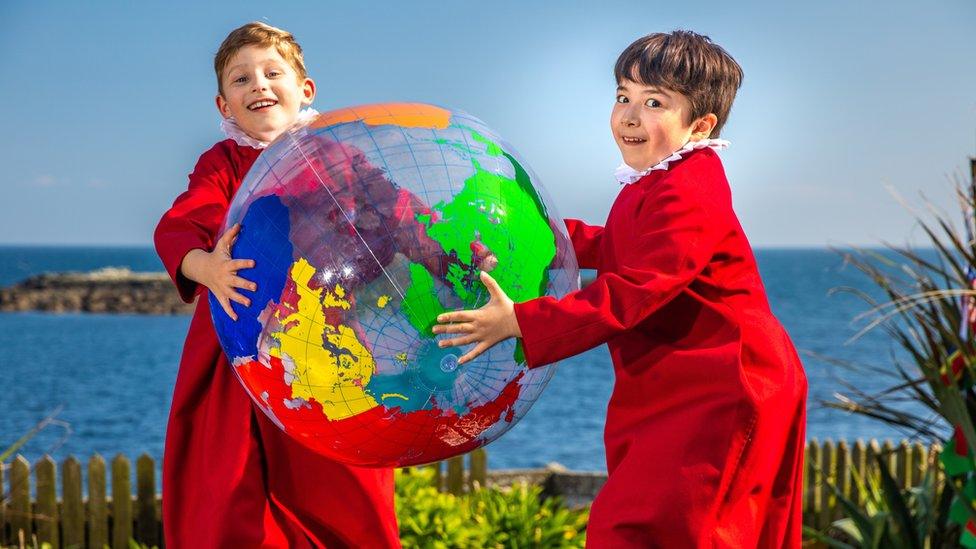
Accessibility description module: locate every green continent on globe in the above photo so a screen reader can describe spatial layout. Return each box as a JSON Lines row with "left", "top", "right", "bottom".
{"left": 403, "top": 262, "right": 447, "bottom": 336}
{"left": 417, "top": 128, "right": 556, "bottom": 310}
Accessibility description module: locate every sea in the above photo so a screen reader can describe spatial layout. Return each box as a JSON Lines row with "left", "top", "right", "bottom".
{"left": 0, "top": 245, "right": 943, "bottom": 473}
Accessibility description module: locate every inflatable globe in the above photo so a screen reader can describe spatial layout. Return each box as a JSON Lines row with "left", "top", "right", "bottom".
{"left": 211, "top": 103, "right": 579, "bottom": 467}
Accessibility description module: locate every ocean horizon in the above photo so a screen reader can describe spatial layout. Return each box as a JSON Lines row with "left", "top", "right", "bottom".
{"left": 0, "top": 245, "right": 942, "bottom": 473}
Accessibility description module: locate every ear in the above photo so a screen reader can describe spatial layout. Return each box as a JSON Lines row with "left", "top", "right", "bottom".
{"left": 691, "top": 113, "right": 718, "bottom": 140}
{"left": 301, "top": 78, "right": 316, "bottom": 106}
{"left": 215, "top": 94, "right": 232, "bottom": 119}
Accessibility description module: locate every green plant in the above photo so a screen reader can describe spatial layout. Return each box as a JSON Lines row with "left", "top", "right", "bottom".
{"left": 395, "top": 467, "right": 588, "bottom": 548}
{"left": 396, "top": 468, "right": 486, "bottom": 549}
{"left": 803, "top": 454, "right": 958, "bottom": 548}
{"left": 469, "top": 482, "right": 588, "bottom": 548}
{"left": 813, "top": 171, "right": 976, "bottom": 546}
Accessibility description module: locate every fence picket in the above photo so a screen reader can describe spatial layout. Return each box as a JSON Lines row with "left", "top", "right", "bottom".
{"left": 834, "top": 440, "right": 850, "bottom": 520}
{"left": 808, "top": 439, "right": 823, "bottom": 529}
{"left": 898, "top": 440, "right": 912, "bottom": 488}
{"left": 446, "top": 456, "right": 465, "bottom": 495}
{"left": 9, "top": 456, "right": 30, "bottom": 543}
{"left": 137, "top": 453, "right": 158, "bottom": 547}
{"left": 468, "top": 448, "right": 487, "bottom": 491}
{"left": 112, "top": 454, "right": 133, "bottom": 549}
{"left": 0, "top": 457, "right": 6, "bottom": 546}
{"left": 819, "top": 440, "right": 835, "bottom": 529}
{"left": 35, "top": 455, "right": 58, "bottom": 547}
{"left": 62, "top": 456, "right": 85, "bottom": 549}
{"left": 912, "top": 442, "right": 927, "bottom": 486}
{"left": 88, "top": 453, "right": 108, "bottom": 549}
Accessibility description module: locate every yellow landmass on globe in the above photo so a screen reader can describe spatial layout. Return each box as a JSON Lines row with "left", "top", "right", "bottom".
{"left": 377, "top": 295, "right": 390, "bottom": 308}
{"left": 272, "top": 257, "right": 379, "bottom": 420}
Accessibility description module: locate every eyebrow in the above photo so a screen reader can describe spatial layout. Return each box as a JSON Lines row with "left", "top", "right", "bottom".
{"left": 616, "top": 84, "right": 671, "bottom": 98}
{"left": 224, "top": 60, "right": 284, "bottom": 74}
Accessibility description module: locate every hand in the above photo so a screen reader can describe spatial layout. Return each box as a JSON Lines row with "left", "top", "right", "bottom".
{"left": 432, "top": 271, "right": 522, "bottom": 364}
{"left": 180, "top": 223, "right": 257, "bottom": 321}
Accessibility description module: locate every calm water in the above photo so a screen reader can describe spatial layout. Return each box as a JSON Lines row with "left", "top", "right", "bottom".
{"left": 0, "top": 245, "right": 940, "bottom": 472}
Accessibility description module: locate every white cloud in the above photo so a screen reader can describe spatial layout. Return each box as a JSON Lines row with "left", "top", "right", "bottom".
{"left": 32, "top": 175, "right": 57, "bottom": 187}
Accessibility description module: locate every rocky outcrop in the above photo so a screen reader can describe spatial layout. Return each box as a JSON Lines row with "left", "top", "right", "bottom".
{"left": 0, "top": 268, "right": 195, "bottom": 314}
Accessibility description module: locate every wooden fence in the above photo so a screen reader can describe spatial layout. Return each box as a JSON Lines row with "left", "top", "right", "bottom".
{"left": 0, "top": 449, "right": 487, "bottom": 548}
{"left": 0, "top": 440, "right": 943, "bottom": 547}
{"left": 802, "top": 438, "right": 943, "bottom": 531}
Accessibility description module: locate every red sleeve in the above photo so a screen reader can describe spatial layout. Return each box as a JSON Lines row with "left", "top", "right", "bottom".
{"left": 154, "top": 144, "right": 236, "bottom": 303}
{"left": 564, "top": 218, "right": 604, "bottom": 270}
{"left": 514, "top": 163, "right": 727, "bottom": 368}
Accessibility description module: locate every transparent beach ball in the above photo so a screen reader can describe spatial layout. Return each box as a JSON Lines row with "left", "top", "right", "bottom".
{"left": 210, "top": 103, "right": 579, "bottom": 467}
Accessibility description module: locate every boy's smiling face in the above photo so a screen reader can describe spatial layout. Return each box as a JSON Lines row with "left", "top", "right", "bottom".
{"left": 611, "top": 78, "right": 716, "bottom": 171}
{"left": 216, "top": 45, "right": 315, "bottom": 143}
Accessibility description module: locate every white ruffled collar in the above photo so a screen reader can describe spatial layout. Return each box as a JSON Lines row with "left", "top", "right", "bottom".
{"left": 614, "top": 138, "right": 730, "bottom": 185}
{"left": 219, "top": 107, "right": 320, "bottom": 149}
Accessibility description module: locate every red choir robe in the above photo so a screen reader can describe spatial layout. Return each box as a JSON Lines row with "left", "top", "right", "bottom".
{"left": 154, "top": 139, "right": 401, "bottom": 548}
{"left": 514, "top": 146, "right": 807, "bottom": 548}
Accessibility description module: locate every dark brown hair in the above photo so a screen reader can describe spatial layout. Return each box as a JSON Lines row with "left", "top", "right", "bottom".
{"left": 214, "top": 22, "right": 307, "bottom": 96}
{"left": 614, "top": 30, "right": 742, "bottom": 137}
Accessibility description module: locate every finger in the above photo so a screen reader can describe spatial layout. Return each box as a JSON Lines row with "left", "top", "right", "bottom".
{"left": 218, "top": 297, "right": 238, "bottom": 321}
{"left": 480, "top": 271, "right": 502, "bottom": 298}
{"left": 228, "top": 291, "right": 252, "bottom": 308}
{"left": 437, "top": 310, "right": 476, "bottom": 324}
{"left": 432, "top": 322, "right": 474, "bottom": 335}
{"left": 230, "top": 259, "right": 256, "bottom": 271}
{"left": 218, "top": 223, "right": 241, "bottom": 245}
{"left": 458, "top": 343, "right": 489, "bottom": 365}
{"left": 438, "top": 334, "right": 478, "bottom": 348}
{"left": 231, "top": 275, "right": 257, "bottom": 292}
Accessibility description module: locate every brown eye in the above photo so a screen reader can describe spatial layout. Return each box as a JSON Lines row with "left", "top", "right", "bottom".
{"left": 616, "top": 95, "right": 628, "bottom": 104}
{"left": 644, "top": 98, "right": 662, "bottom": 108}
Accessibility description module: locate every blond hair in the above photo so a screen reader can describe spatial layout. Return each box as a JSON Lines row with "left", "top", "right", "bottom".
{"left": 214, "top": 22, "right": 307, "bottom": 96}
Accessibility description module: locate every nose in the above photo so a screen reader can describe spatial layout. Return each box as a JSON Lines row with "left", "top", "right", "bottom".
{"left": 620, "top": 104, "right": 640, "bottom": 127}
{"left": 251, "top": 74, "right": 269, "bottom": 92}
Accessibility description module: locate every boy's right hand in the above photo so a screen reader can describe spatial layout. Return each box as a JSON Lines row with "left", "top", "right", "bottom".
{"left": 179, "top": 223, "right": 257, "bottom": 321}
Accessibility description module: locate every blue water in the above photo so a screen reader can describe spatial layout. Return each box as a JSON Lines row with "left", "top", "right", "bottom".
{"left": 0, "top": 246, "right": 940, "bottom": 473}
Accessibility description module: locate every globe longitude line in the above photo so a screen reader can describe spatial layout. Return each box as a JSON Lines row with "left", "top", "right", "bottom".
{"left": 285, "top": 126, "right": 410, "bottom": 307}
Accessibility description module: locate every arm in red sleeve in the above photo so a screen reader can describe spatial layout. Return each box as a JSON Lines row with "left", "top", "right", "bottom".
{"left": 514, "top": 171, "right": 726, "bottom": 368}
{"left": 154, "top": 145, "right": 236, "bottom": 303}
{"left": 564, "top": 218, "right": 604, "bottom": 270}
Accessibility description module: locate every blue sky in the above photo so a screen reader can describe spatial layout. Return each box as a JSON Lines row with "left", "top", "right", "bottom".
{"left": 1, "top": 1, "right": 974, "bottom": 247}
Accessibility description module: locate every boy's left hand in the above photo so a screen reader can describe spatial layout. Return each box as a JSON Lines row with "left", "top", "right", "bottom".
{"left": 432, "top": 271, "right": 522, "bottom": 364}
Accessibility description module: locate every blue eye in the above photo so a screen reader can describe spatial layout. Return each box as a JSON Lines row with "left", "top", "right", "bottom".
{"left": 616, "top": 95, "right": 628, "bottom": 104}
{"left": 645, "top": 98, "right": 662, "bottom": 108}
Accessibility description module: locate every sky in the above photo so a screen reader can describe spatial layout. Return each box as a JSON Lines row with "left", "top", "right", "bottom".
{"left": 1, "top": 1, "right": 974, "bottom": 247}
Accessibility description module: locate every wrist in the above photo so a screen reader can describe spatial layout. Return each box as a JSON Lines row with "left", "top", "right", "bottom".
{"left": 180, "top": 248, "right": 209, "bottom": 285}
{"left": 508, "top": 304, "right": 521, "bottom": 338}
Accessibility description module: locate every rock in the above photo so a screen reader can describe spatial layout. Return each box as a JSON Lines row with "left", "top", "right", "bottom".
{"left": 0, "top": 267, "right": 196, "bottom": 315}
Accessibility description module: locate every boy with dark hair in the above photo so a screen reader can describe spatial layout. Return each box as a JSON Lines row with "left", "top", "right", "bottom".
{"left": 435, "top": 30, "right": 807, "bottom": 547}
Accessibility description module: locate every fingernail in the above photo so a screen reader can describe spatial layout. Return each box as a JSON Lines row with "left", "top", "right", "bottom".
{"left": 438, "top": 341, "right": 445, "bottom": 348}
{"left": 437, "top": 315, "right": 445, "bottom": 322}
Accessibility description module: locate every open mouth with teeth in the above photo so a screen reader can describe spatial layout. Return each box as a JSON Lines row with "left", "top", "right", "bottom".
{"left": 620, "top": 136, "right": 647, "bottom": 145}
{"left": 248, "top": 99, "right": 278, "bottom": 111}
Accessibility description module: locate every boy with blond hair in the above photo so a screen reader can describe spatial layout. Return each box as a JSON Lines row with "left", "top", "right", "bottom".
{"left": 155, "top": 22, "right": 399, "bottom": 547}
